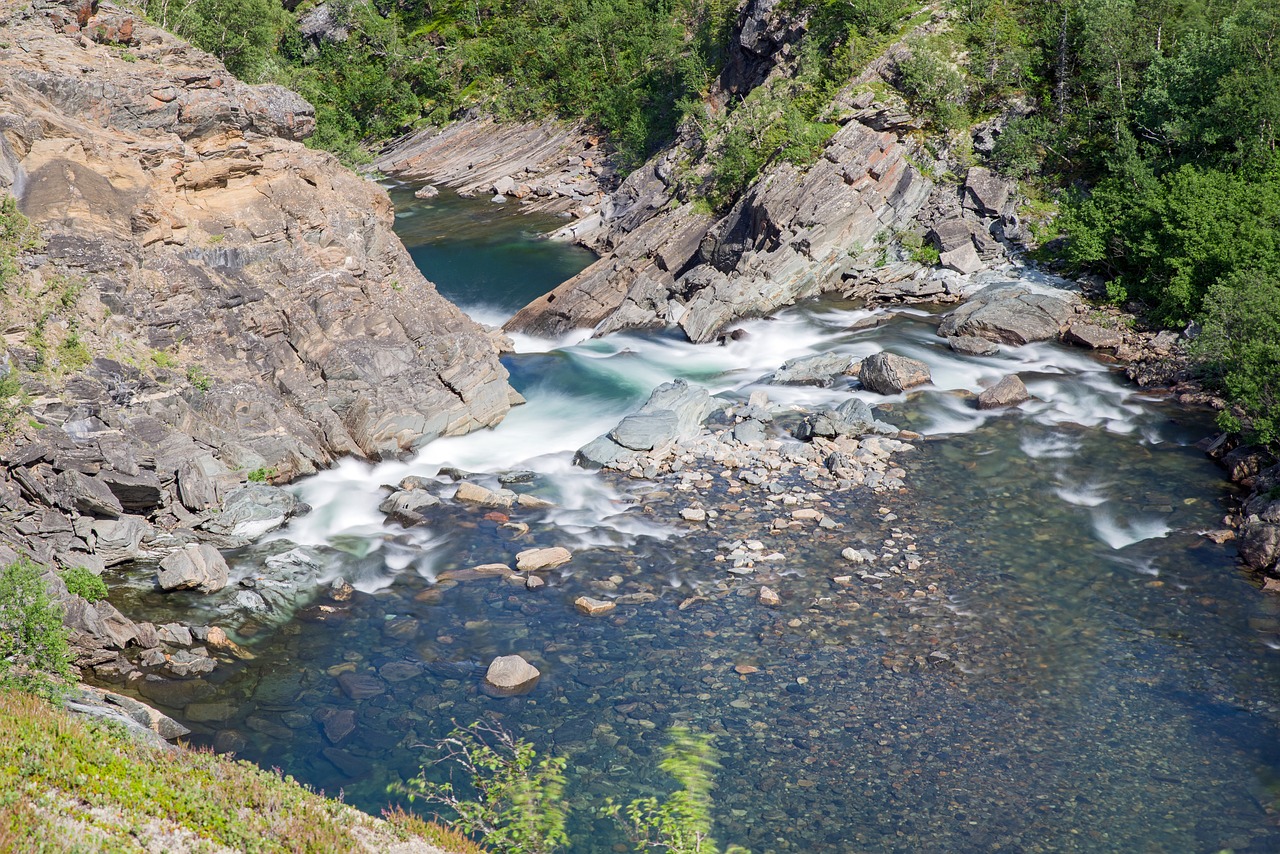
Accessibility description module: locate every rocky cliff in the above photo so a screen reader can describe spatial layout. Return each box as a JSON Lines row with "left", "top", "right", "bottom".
{"left": 0, "top": 0, "right": 514, "bottom": 659}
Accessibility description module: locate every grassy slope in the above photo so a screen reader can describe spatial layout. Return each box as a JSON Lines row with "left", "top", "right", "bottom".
{"left": 0, "top": 689, "right": 485, "bottom": 853}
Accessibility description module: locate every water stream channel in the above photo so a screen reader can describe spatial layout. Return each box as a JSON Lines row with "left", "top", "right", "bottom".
{"left": 108, "top": 189, "right": 1280, "bottom": 852}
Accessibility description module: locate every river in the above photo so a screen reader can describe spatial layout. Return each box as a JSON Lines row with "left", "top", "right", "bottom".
{"left": 108, "top": 189, "right": 1280, "bottom": 853}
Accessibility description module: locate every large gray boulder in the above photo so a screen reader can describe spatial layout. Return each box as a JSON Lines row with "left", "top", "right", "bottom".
{"left": 794, "top": 398, "right": 898, "bottom": 441}
{"left": 859, "top": 353, "right": 931, "bottom": 395}
{"left": 611, "top": 411, "right": 681, "bottom": 451}
{"left": 937, "top": 284, "right": 1075, "bottom": 345}
{"left": 963, "top": 166, "right": 1014, "bottom": 217}
{"left": 200, "top": 485, "right": 302, "bottom": 546}
{"left": 977, "top": 375, "right": 1030, "bottom": 409}
{"left": 90, "top": 516, "right": 153, "bottom": 567}
{"left": 576, "top": 380, "right": 718, "bottom": 468}
{"left": 763, "top": 353, "right": 858, "bottom": 387}
{"left": 157, "top": 543, "right": 230, "bottom": 593}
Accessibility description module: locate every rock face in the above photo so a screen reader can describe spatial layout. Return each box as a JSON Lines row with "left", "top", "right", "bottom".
{"left": 858, "top": 353, "right": 931, "bottom": 395}
{"left": 937, "top": 283, "right": 1076, "bottom": 345}
{"left": 1, "top": 0, "right": 512, "bottom": 468}
{"left": 482, "top": 654, "right": 541, "bottom": 696}
{"left": 504, "top": 117, "right": 931, "bottom": 343}
{"left": 0, "top": 1, "right": 514, "bottom": 595}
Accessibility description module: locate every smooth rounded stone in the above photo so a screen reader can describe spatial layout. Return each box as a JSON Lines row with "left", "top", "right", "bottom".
{"left": 454, "top": 481, "right": 516, "bottom": 508}
{"left": 681, "top": 507, "right": 707, "bottom": 522}
{"left": 157, "top": 543, "right": 229, "bottom": 593}
{"left": 201, "top": 485, "right": 303, "bottom": 545}
{"left": 763, "top": 353, "right": 858, "bottom": 386}
{"left": 733, "top": 419, "right": 767, "bottom": 445}
{"left": 575, "top": 596, "right": 616, "bottom": 616}
{"left": 791, "top": 508, "right": 823, "bottom": 522}
{"left": 758, "top": 586, "right": 781, "bottom": 606}
{"left": 947, "top": 335, "right": 999, "bottom": 356}
{"left": 378, "top": 489, "right": 440, "bottom": 516}
{"left": 414, "top": 184, "right": 440, "bottom": 199}
{"left": 936, "top": 283, "right": 1074, "bottom": 345}
{"left": 482, "top": 654, "right": 541, "bottom": 696}
{"left": 378, "top": 661, "right": 423, "bottom": 682}
{"left": 611, "top": 411, "right": 680, "bottom": 451}
{"left": 977, "top": 375, "right": 1030, "bottom": 409}
{"left": 858, "top": 352, "right": 932, "bottom": 395}
{"left": 336, "top": 672, "right": 386, "bottom": 700}
{"left": 525, "top": 575, "right": 545, "bottom": 590}
{"left": 515, "top": 546, "right": 572, "bottom": 571}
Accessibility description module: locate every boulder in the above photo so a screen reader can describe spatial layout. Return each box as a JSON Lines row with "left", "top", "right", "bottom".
{"left": 1241, "top": 512, "right": 1280, "bottom": 572}
{"left": 929, "top": 219, "right": 977, "bottom": 253}
{"left": 758, "top": 586, "right": 781, "bottom": 606}
{"left": 763, "top": 353, "right": 858, "bottom": 386}
{"left": 937, "top": 284, "right": 1075, "bottom": 345}
{"left": 98, "top": 469, "right": 164, "bottom": 513}
{"left": 378, "top": 489, "right": 440, "bottom": 516}
{"left": 454, "top": 481, "right": 516, "bottom": 508}
{"left": 939, "top": 243, "right": 983, "bottom": 275}
{"left": 611, "top": 412, "right": 680, "bottom": 451}
{"left": 336, "top": 672, "right": 386, "bottom": 700}
{"left": 859, "top": 353, "right": 932, "bottom": 395}
{"left": 963, "top": 166, "right": 1014, "bottom": 217}
{"left": 947, "top": 335, "right": 999, "bottom": 356}
{"left": 576, "top": 380, "right": 717, "bottom": 468}
{"left": 157, "top": 543, "right": 230, "bottom": 593}
{"left": 90, "top": 516, "right": 152, "bottom": 566}
{"left": 414, "top": 185, "right": 440, "bottom": 199}
{"left": 54, "top": 470, "right": 122, "bottom": 518}
{"left": 482, "top": 654, "right": 541, "bottom": 696}
{"left": 1063, "top": 322, "right": 1122, "bottom": 349}
{"left": 515, "top": 547, "right": 572, "bottom": 571}
{"left": 977, "top": 375, "right": 1030, "bottom": 409}
{"left": 794, "top": 398, "right": 897, "bottom": 441}
{"left": 201, "top": 486, "right": 302, "bottom": 545}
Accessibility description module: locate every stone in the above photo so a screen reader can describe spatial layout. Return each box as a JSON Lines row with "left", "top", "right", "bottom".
{"left": 758, "top": 586, "right": 781, "bottom": 606}
{"left": 414, "top": 184, "right": 440, "bottom": 199}
{"left": 515, "top": 547, "right": 572, "bottom": 571}
{"left": 764, "top": 353, "right": 858, "bottom": 386}
{"left": 54, "top": 470, "right": 122, "bottom": 518}
{"left": 454, "top": 481, "right": 516, "bottom": 508}
{"left": 185, "top": 701, "right": 238, "bottom": 723}
{"left": 795, "top": 398, "right": 898, "bottom": 441}
{"left": 90, "top": 516, "right": 152, "bottom": 566}
{"left": 939, "top": 243, "right": 983, "bottom": 275}
{"left": 98, "top": 469, "right": 164, "bottom": 513}
{"left": 575, "top": 596, "right": 616, "bottom": 616}
{"left": 791, "top": 508, "right": 823, "bottom": 522}
{"left": 136, "top": 676, "right": 214, "bottom": 709}
{"left": 379, "top": 661, "right": 423, "bottom": 682}
{"left": 482, "top": 654, "right": 541, "bottom": 696}
{"left": 157, "top": 544, "right": 230, "bottom": 593}
{"left": 322, "top": 709, "right": 357, "bottom": 744}
{"left": 336, "top": 672, "right": 386, "bottom": 700}
{"left": 322, "top": 747, "right": 372, "bottom": 778}
{"left": 525, "top": 575, "right": 545, "bottom": 590}
{"left": 963, "top": 166, "right": 1014, "bottom": 217}
{"left": 1063, "top": 322, "right": 1122, "bottom": 349}
{"left": 378, "top": 489, "right": 440, "bottom": 516}
{"left": 681, "top": 507, "right": 707, "bottom": 522}
{"left": 947, "top": 335, "right": 999, "bottom": 356}
{"left": 977, "top": 375, "right": 1030, "bottom": 409}
{"left": 859, "top": 353, "right": 932, "bottom": 395}
{"left": 937, "top": 284, "right": 1075, "bottom": 345}
{"left": 201, "top": 486, "right": 302, "bottom": 546}
{"left": 611, "top": 412, "right": 681, "bottom": 451}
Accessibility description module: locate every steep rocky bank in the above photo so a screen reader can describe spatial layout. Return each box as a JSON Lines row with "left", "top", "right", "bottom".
{"left": 0, "top": 0, "right": 514, "bottom": 694}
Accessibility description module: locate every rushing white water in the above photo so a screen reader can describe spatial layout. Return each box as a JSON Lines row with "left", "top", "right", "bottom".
{"left": 281, "top": 265, "right": 1197, "bottom": 573}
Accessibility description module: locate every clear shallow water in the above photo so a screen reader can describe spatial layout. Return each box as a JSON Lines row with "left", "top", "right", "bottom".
{"left": 107, "top": 194, "right": 1280, "bottom": 852}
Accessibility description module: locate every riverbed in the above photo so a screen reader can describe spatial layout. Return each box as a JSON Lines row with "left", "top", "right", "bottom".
{"left": 108, "top": 191, "right": 1280, "bottom": 853}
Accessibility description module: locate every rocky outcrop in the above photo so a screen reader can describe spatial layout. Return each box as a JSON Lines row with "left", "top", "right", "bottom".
{"left": 0, "top": 1, "right": 514, "bottom": 582}
{"left": 575, "top": 380, "right": 720, "bottom": 469}
{"left": 858, "top": 353, "right": 931, "bottom": 395}
{"left": 937, "top": 283, "right": 1077, "bottom": 345}
{"left": 375, "top": 116, "right": 613, "bottom": 214}
{"left": 505, "top": 117, "right": 931, "bottom": 342}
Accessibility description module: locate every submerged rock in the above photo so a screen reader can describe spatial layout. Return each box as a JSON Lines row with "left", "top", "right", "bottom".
{"left": 575, "top": 596, "right": 616, "bottom": 616}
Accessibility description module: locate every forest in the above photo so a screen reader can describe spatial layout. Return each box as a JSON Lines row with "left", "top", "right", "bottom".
{"left": 146, "top": 0, "right": 1280, "bottom": 446}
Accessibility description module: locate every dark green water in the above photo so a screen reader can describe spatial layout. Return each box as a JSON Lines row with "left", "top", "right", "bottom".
{"left": 106, "top": 192, "right": 1280, "bottom": 853}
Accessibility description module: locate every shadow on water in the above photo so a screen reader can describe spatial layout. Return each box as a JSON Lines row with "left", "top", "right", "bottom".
{"left": 103, "top": 192, "right": 1280, "bottom": 853}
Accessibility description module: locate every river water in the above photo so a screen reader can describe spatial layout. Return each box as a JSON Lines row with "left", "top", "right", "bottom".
{"left": 109, "top": 190, "right": 1280, "bottom": 852}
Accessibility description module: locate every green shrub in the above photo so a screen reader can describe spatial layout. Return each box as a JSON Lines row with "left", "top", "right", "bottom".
{"left": 0, "top": 559, "right": 72, "bottom": 699}
{"left": 398, "top": 721, "right": 569, "bottom": 854}
{"left": 186, "top": 365, "right": 212, "bottom": 392}
{"left": 896, "top": 43, "right": 968, "bottom": 131}
{"left": 58, "top": 567, "right": 108, "bottom": 604}
{"left": 1190, "top": 269, "right": 1280, "bottom": 445}
{"left": 0, "top": 195, "right": 42, "bottom": 293}
{"left": 246, "top": 466, "right": 278, "bottom": 483}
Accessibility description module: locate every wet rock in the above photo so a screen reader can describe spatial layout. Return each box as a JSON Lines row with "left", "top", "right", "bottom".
{"left": 977, "top": 375, "right": 1030, "bottom": 410}
{"left": 90, "top": 516, "right": 152, "bottom": 566}
{"left": 482, "top": 654, "right": 541, "bottom": 696}
{"left": 763, "top": 353, "right": 858, "bottom": 387}
{"left": 575, "top": 596, "right": 616, "bottom": 616}
{"left": 378, "top": 489, "right": 440, "bottom": 516}
{"left": 184, "top": 701, "right": 238, "bottom": 723}
{"left": 795, "top": 398, "right": 898, "bottom": 441}
{"left": 337, "top": 672, "right": 387, "bottom": 700}
{"left": 136, "top": 675, "right": 215, "bottom": 709}
{"left": 947, "top": 335, "right": 999, "bottom": 356}
{"left": 201, "top": 486, "right": 302, "bottom": 546}
{"left": 611, "top": 412, "right": 681, "bottom": 451}
{"left": 681, "top": 507, "right": 707, "bottom": 522}
{"left": 515, "top": 547, "right": 572, "bottom": 571}
{"left": 758, "top": 586, "right": 781, "bottom": 606}
{"left": 322, "top": 747, "right": 372, "bottom": 778}
{"left": 1063, "top": 322, "right": 1122, "bottom": 349}
{"left": 454, "top": 481, "right": 516, "bottom": 508}
{"left": 157, "top": 543, "right": 230, "bottom": 593}
{"left": 940, "top": 243, "right": 983, "bottom": 275}
{"left": 858, "top": 353, "right": 932, "bottom": 395}
{"left": 379, "top": 661, "right": 423, "bottom": 682}
{"left": 319, "top": 708, "right": 357, "bottom": 744}
{"left": 414, "top": 184, "right": 440, "bottom": 199}
{"left": 576, "top": 380, "right": 717, "bottom": 469}
{"left": 937, "top": 283, "right": 1075, "bottom": 345}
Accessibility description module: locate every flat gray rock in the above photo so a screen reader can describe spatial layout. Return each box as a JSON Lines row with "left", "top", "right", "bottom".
{"left": 859, "top": 353, "right": 932, "bottom": 395}
{"left": 977, "top": 375, "right": 1030, "bottom": 409}
{"left": 937, "top": 284, "right": 1075, "bottom": 345}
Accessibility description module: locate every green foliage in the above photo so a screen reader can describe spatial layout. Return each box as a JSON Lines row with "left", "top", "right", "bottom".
{"left": 58, "top": 567, "right": 108, "bottom": 604}
{"left": 150, "top": 349, "right": 179, "bottom": 369}
{"left": 896, "top": 41, "right": 968, "bottom": 131}
{"left": 0, "top": 373, "right": 22, "bottom": 437}
{"left": 0, "top": 560, "right": 71, "bottom": 699}
{"left": 186, "top": 365, "right": 212, "bottom": 392}
{"left": 1190, "top": 269, "right": 1280, "bottom": 445}
{"left": 144, "top": 0, "right": 290, "bottom": 81}
{"left": 0, "top": 195, "right": 42, "bottom": 293}
{"left": 56, "top": 332, "right": 91, "bottom": 373}
{"left": 603, "top": 727, "right": 747, "bottom": 854}
{"left": 246, "top": 466, "right": 278, "bottom": 483}
{"left": 398, "top": 721, "right": 569, "bottom": 853}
